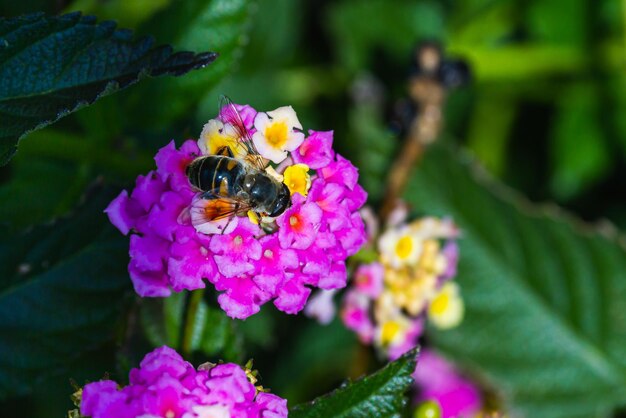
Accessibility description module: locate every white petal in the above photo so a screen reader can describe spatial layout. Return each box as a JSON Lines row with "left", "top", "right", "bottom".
{"left": 253, "top": 131, "right": 288, "bottom": 164}
{"left": 253, "top": 111, "right": 271, "bottom": 132}
{"left": 267, "top": 105, "right": 303, "bottom": 130}
{"left": 198, "top": 119, "right": 224, "bottom": 155}
{"left": 283, "top": 130, "right": 305, "bottom": 152}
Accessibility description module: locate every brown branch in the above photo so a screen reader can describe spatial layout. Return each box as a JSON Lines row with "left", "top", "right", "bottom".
{"left": 379, "top": 76, "right": 446, "bottom": 220}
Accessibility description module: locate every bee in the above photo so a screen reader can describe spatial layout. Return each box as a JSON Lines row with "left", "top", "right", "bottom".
{"left": 183, "top": 97, "right": 291, "bottom": 233}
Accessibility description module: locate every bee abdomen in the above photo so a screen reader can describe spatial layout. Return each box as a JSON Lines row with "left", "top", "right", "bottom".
{"left": 187, "top": 156, "right": 245, "bottom": 194}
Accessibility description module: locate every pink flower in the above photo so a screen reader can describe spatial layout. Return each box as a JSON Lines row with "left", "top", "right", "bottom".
{"left": 210, "top": 221, "right": 262, "bottom": 278}
{"left": 308, "top": 180, "right": 351, "bottom": 231}
{"left": 341, "top": 290, "right": 375, "bottom": 343}
{"left": 386, "top": 318, "right": 424, "bottom": 361}
{"left": 413, "top": 349, "right": 482, "bottom": 418}
{"left": 80, "top": 346, "right": 287, "bottom": 418}
{"left": 276, "top": 193, "right": 322, "bottom": 250}
{"left": 216, "top": 273, "right": 273, "bottom": 319}
{"left": 106, "top": 102, "right": 368, "bottom": 319}
{"left": 104, "top": 190, "right": 142, "bottom": 236}
{"left": 218, "top": 103, "right": 258, "bottom": 131}
{"left": 320, "top": 154, "right": 359, "bottom": 190}
{"left": 274, "top": 273, "right": 311, "bottom": 314}
{"left": 353, "top": 263, "right": 384, "bottom": 298}
{"left": 440, "top": 241, "right": 459, "bottom": 281}
{"left": 292, "top": 130, "right": 334, "bottom": 169}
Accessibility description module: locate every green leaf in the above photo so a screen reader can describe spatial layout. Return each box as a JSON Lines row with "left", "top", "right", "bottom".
{"left": 405, "top": 144, "right": 626, "bottom": 418}
{"left": 289, "top": 347, "right": 418, "bottom": 418}
{"left": 328, "top": 0, "right": 444, "bottom": 73}
{"left": 348, "top": 97, "right": 397, "bottom": 204}
{"left": 0, "top": 187, "right": 132, "bottom": 399}
{"left": 128, "top": 0, "right": 253, "bottom": 126}
{"left": 270, "top": 318, "right": 358, "bottom": 404}
{"left": 549, "top": 85, "right": 611, "bottom": 200}
{"left": 0, "top": 12, "right": 217, "bottom": 165}
{"left": 140, "top": 292, "right": 186, "bottom": 349}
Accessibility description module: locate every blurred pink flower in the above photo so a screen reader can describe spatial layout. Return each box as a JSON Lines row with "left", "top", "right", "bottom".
{"left": 413, "top": 349, "right": 482, "bottom": 418}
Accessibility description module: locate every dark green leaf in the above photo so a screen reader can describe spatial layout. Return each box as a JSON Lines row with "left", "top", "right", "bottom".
{"left": 0, "top": 12, "right": 217, "bottom": 165}
{"left": 289, "top": 347, "right": 418, "bottom": 418}
{"left": 0, "top": 187, "right": 132, "bottom": 399}
{"left": 406, "top": 144, "right": 626, "bottom": 418}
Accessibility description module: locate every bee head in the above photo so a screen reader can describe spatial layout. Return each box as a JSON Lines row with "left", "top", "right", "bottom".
{"left": 268, "top": 183, "right": 291, "bottom": 218}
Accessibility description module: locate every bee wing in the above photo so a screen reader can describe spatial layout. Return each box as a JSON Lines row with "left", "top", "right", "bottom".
{"left": 187, "top": 191, "right": 252, "bottom": 235}
{"left": 218, "top": 95, "right": 268, "bottom": 171}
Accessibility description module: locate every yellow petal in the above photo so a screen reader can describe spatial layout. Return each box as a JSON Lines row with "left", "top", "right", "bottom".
{"left": 283, "top": 164, "right": 311, "bottom": 196}
{"left": 428, "top": 282, "right": 464, "bottom": 329}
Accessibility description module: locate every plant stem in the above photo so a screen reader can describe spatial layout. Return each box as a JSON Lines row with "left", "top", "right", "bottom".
{"left": 182, "top": 289, "right": 205, "bottom": 358}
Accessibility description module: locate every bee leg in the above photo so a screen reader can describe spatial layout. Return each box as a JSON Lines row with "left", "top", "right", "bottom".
{"left": 216, "top": 146, "right": 234, "bottom": 158}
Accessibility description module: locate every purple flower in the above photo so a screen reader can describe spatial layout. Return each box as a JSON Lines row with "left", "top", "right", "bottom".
{"left": 440, "top": 241, "right": 459, "bottom": 281}
{"left": 79, "top": 346, "right": 287, "bottom": 418}
{"left": 106, "top": 102, "right": 368, "bottom": 319}
{"left": 413, "top": 349, "right": 482, "bottom": 418}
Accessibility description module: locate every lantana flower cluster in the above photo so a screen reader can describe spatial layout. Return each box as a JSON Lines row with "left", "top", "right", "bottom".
{"left": 106, "top": 102, "right": 367, "bottom": 319}
{"left": 76, "top": 346, "right": 287, "bottom": 418}
{"left": 340, "top": 204, "right": 463, "bottom": 360}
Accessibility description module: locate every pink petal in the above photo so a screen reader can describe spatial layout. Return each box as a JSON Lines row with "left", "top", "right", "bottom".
{"left": 104, "top": 190, "right": 143, "bottom": 235}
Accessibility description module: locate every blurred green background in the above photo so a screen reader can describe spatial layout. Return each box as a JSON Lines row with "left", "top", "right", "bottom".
{"left": 1, "top": 0, "right": 625, "bottom": 417}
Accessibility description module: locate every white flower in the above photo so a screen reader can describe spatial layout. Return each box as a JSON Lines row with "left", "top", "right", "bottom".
{"left": 378, "top": 227, "right": 422, "bottom": 268}
{"left": 304, "top": 289, "right": 337, "bottom": 324}
{"left": 252, "top": 106, "right": 305, "bottom": 163}
{"left": 182, "top": 404, "right": 231, "bottom": 418}
{"left": 428, "top": 282, "right": 464, "bottom": 329}
{"left": 198, "top": 119, "right": 243, "bottom": 158}
{"left": 410, "top": 217, "right": 459, "bottom": 239}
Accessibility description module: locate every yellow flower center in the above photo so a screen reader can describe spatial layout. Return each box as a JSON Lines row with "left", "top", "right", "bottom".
{"left": 283, "top": 164, "right": 311, "bottom": 196}
{"left": 381, "top": 321, "right": 402, "bottom": 345}
{"left": 264, "top": 249, "right": 273, "bottom": 258}
{"left": 207, "top": 131, "right": 239, "bottom": 156}
{"left": 234, "top": 235, "right": 243, "bottom": 246}
{"left": 429, "top": 291, "right": 450, "bottom": 315}
{"left": 395, "top": 235, "right": 413, "bottom": 259}
{"left": 290, "top": 215, "right": 298, "bottom": 226}
{"left": 265, "top": 121, "right": 289, "bottom": 148}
